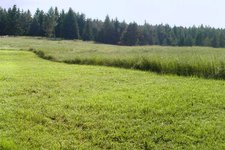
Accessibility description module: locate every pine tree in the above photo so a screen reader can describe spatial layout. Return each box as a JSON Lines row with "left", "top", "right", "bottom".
{"left": 77, "top": 13, "right": 86, "bottom": 39}
{"left": 82, "top": 19, "right": 93, "bottom": 41}
{"left": 0, "top": 8, "right": 7, "bottom": 35}
{"left": 219, "top": 32, "right": 225, "bottom": 47}
{"left": 101, "top": 15, "right": 115, "bottom": 44}
{"left": 196, "top": 32, "right": 204, "bottom": 46}
{"left": 156, "top": 25, "right": 168, "bottom": 45}
{"left": 19, "top": 10, "right": 32, "bottom": 35}
{"left": 120, "top": 22, "right": 139, "bottom": 46}
{"left": 29, "top": 18, "right": 40, "bottom": 36}
{"left": 38, "top": 10, "right": 45, "bottom": 36}
{"left": 55, "top": 10, "right": 65, "bottom": 38}
{"left": 54, "top": 7, "right": 59, "bottom": 21}
{"left": 91, "top": 19, "right": 104, "bottom": 41}
{"left": 212, "top": 35, "right": 219, "bottom": 48}
{"left": 184, "top": 34, "right": 193, "bottom": 46}
{"left": 138, "top": 22, "right": 153, "bottom": 45}
{"left": 63, "top": 8, "right": 79, "bottom": 39}
{"left": 43, "top": 7, "right": 57, "bottom": 37}
{"left": 6, "top": 5, "right": 21, "bottom": 35}
{"left": 112, "top": 18, "right": 122, "bottom": 44}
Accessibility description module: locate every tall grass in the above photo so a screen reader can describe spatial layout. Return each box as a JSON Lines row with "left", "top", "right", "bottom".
{"left": 1, "top": 36, "right": 225, "bottom": 79}
{"left": 63, "top": 55, "right": 225, "bottom": 79}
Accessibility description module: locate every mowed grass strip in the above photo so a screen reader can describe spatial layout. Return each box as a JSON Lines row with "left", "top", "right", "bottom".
{"left": 0, "top": 50, "right": 225, "bottom": 149}
{"left": 1, "top": 37, "right": 225, "bottom": 79}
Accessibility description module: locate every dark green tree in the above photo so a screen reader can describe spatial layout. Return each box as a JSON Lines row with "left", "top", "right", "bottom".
{"left": 77, "top": 13, "right": 86, "bottom": 39}
{"left": 219, "top": 32, "right": 225, "bottom": 47}
{"left": 111, "top": 18, "right": 123, "bottom": 44}
{"left": 63, "top": 8, "right": 79, "bottom": 39}
{"left": 29, "top": 17, "right": 40, "bottom": 36}
{"left": 184, "top": 34, "right": 193, "bottom": 46}
{"left": 212, "top": 35, "right": 219, "bottom": 48}
{"left": 29, "top": 9, "right": 42, "bottom": 36}
{"left": 55, "top": 10, "right": 65, "bottom": 38}
{"left": 43, "top": 7, "right": 57, "bottom": 37}
{"left": 120, "top": 22, "right": 139, "bottom": 46}
{"left": 19, "top": 10, "right": 32, "bottom": 35}
{"left": 91, "top": 19, "right": 103, "bottom": 41}
{"left": 0, "top": 8, "right": 7, "bottom": 35}
{"left": 82, "top": 19, "right": 93, "bottom": 41}
{"left": 138, "top": 22, "right": 154, "bottom": 45}
{"left": 54, "top": 7, "right": 59, "bottom": 21}
{"left": 99, "top": 15, "right": 115, "bottom": 44}
{"left": 196, "top": 32, "right": 204, "bottom": 46}
{"left": 6, "top": 5, "right": 21, "bottom": 35}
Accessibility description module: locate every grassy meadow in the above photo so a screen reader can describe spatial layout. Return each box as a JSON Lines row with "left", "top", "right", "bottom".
{"left": 0, "top": 50, "right": 225, "bottom": 149}
{"left": 0, "top": 37, "right": 225, "bottom": 149}
{"left": 1, "top": 37, "right": 225, "bottom": 79}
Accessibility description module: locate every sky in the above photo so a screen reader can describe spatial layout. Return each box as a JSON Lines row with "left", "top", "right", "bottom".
{"left": 0, "top": 0, "right": 224, "bottom": 28}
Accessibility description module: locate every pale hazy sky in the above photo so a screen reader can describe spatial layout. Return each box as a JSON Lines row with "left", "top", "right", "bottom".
{"left": 0, "top": 0, "right": 224, "bottom": 28}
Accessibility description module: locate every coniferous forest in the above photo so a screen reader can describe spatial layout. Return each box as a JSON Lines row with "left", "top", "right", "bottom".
{"left": 1, "top": 5, "right": 225, "bottom": 47}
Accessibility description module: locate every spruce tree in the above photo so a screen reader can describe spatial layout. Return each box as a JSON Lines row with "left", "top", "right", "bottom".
{"left": 29, "top": 18, "right": 40, "bottom": 36}
{"left": 91, "top": 19, "right": 104, "bottom": 41}
{"left": 82, "top": 19, "right": 93, "bottom": 41}
{"left": 6, "top": 5, "right": 21, "bottom": 35}
{"left": 43, "top": 7, "right": 57, "bottom": 37}
{"left": 77, "top": 13, "right": 86, "bottom": 39}
{"left": 19, "top": 10, "right": 32, "bottom": 35}
{"left": 120, "top": 22, "right": 139, "bottom": 46}
{"left": 55, "top": 10, "right": 65, "bottom": 38}
{"left": 212, "top": 35, "right": 219, "bottom": 48}
{"left": 112, "top": 18, "right": 122, "bottom": 44}
{"left": 0, "top": 8, "right": 7, "bottom": 35}
{"left": 219, "top": 32, "right": 225, "bottom": 47}
{"left": 38, "top": 10, "right": 45, "bottom": 36}
{"left": 63, "top": 8, "right": 79, "bottom": 39}
{"left": 101, "top": 15, "right": 115, "bottom": 44}
{"left": 138, "top": 22, "right": 153, "bottom": 45}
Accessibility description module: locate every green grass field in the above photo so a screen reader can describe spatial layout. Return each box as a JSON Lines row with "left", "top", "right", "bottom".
{"left": 0, "top": 49, "right": 225, "bottom": 149}
{"left": 1, "top": 37, "right": 225, "bottom": 79}
{"left": 1, "top": 37, "right": 225, "bottom": 149}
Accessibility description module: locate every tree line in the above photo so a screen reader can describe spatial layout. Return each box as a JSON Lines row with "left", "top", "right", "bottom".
{"left": 1, "top": 5, "right": 225, "bottom": 47}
